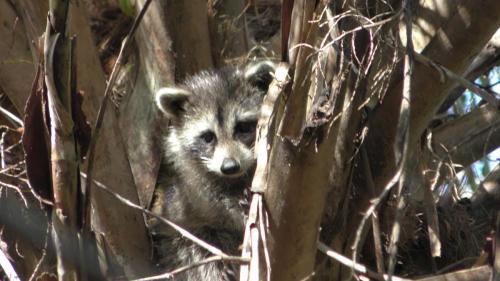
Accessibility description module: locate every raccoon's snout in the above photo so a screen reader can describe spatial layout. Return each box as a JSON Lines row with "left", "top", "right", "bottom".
{"left": 221, "top": 158, "right": 241, "bottom": 175}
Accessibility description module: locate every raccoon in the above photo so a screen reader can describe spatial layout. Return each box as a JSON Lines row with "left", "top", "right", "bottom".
{"left": 151, "top": 61, "right": 275, "bottom": 280}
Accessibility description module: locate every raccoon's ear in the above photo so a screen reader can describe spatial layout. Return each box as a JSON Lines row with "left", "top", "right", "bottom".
{"left": 244, "top": 60, "right": 276, "bottom": 92}
{"left": 155, "top": 87, "right": 191, "bottom": 119}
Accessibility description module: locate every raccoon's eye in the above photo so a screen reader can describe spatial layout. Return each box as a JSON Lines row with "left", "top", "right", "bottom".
{"left": 235, "top": 120, "right": 257, "bottom": 134}
{"left": 200, "top": 131, "right": 216, "bottom": 143}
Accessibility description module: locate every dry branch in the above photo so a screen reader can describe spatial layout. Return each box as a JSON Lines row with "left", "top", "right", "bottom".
{"left": 471, "top": 164, "right": 500, "bottom": 216}
{"left": 438, "top": 28, "right": 500, "bottom": 113}
{"left": 429, "top": 104, "right": 500, "bottom": 178}
{"left": 387, "top": 2, "right": 414, "bottom": 277}
{"left": 0, "top": 247, "right": 21, "bottom": 281}
{"left": 240, "top": 63, "right": 290, "bottom": 281}
{"left": 83, "top": 175, "right": 240, "bottom": 260}
{"left": 366, "top": 0, "right": 500, "bottom": 190}
{"left": 318, "top": 241, "right": 410, "bottom": 281}
{"left": 44, "top": 1, "right": 80, "bottom": 278}
{"left": 412, "top": 52, "right": 500, "bottom": 108}
{"left": 415, "top": 265, "right": 491, "bottom": 281}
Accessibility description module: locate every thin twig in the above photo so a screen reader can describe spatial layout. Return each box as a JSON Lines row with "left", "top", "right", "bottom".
{"left": 132, "top": 256, "right": 249, "bottom": 281}
{"left": 0, "top": 106, "right": 23, "bottom": 127}
{"left": 0, "top": 248, "right": 21, "bottom": 281}
{"left": 80, "top": 173, "right": 238, "bottom": 259}
{"left": 1, "top": 131, "right": 6, "bottom": 169}
{"left": 250, "top": 220, "right": 260, "bottom": 281}
{"left": 318, "top": 241, "right": 410, "bottom": 281}
{"left": 83, "top": 0, "right": 153, "bottom": 230}
{"left": 351, "top": 166, "right": 403, "bottom": 269}
{"left": 320, "top": 8, "right": 403, "bottom": 53}
{"left": 361, "top": 146, "right": 385, "bottom": 274}
{"left": 413, "top": 52, "right": 500, "bottom": 108}
{"left": 28, "top": 221, "right": 51, "bottom": 281}
{"left": 258, "top": 196, "right": 271, "bottom": 281}
{"left": 240, "top": 193, "right": 260, "bottom": 281}
{"left": 387, "top": 2, "right": 413, "bottom": 279}
{"left": 424, "top": 160, "right": 442, "bottom": 259}
{"left": 0, "top": 180, "right": 28, "bottom": 207}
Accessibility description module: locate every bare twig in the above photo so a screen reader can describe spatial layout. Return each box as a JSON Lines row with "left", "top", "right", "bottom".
{"left": 387, "top": 2, "right": 414, "bottom": 279}
{"left": 320, "top": 8, "right": 403, "bottom": 53}
{"left": 416, "top": 265, "right": 491, "bottom": 281}
{"left": 1, "top": 131, "right": 6, "bottom": 169}
{"left": 0, "top": 106, "right": 23, "bottom": 127}
{"left": 132, "top": 256, "right": 249, "bottom": 281}
{"left": 361, "top": 147, "right": 385, "bottom": 274}
{"left": 413, "top": 52, "right": 500, "bottom": 108}
{"left": 258, "top": 195, "right": 271, "bottom": 281}
{"left": 80, "top": 173, "right": 237, "bottom": 259}
{"left": 318, "top": 241, "right": 410, "bottom": 281}
{"left": 28, "top": 222, "right": 51, "bottom": 281}
{"left": 424, "top": 160, "right": 442, "bottom": 259}
{"left": 83, "top": 0, "right": 153, "bottom": 229}
{"left": 0, "top": 247, "right": 21, "bottom": 281}
{"left": 0, "top": 179, "right": 28, "bottom": 207}
{"left": 351, "top": 164, "right": 403, "bottom": 270}
{"left": 250, "top": 198, "right": 261, "bottom": 281}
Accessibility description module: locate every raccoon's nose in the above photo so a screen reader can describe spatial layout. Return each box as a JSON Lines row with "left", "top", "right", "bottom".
{"left": 221, "top": 158, "right": 240, "bottom": 175}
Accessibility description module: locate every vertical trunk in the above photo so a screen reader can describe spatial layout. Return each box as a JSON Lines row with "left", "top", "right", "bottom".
{"left": 45, "top": 1, "right": 80, "bottom": 279}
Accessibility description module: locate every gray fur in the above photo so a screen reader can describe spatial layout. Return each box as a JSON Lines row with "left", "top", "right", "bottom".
{"left": 151, "top": 62, "right": 274, "bottom": 280}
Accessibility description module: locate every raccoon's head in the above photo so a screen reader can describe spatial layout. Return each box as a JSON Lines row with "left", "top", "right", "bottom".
{"left": 156, "top": 61, "right": 275, "bottom": 180}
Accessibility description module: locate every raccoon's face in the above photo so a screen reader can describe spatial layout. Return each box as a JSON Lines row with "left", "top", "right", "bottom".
{"left": 156, "top": 62, "right": 275, "bottom": 179}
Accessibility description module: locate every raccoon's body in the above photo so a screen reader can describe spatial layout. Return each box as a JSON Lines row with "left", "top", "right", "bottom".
{"left": 151, "top": 62, "right": 274, "bottom": 281}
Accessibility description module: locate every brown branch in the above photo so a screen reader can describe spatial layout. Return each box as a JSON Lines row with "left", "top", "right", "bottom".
{"left": 0, "top": 247, "right": 21, "bottom": 281}
{"left": 387, "top": 2, "right": 414, "bottom": 278}
{"left": 471, "top": 164, "right": 500, "bottom": 215}
{"left": 423, "top": 159, "right": 442, "bottom": 259}
{"left": 352, "top": 162, "right": 404, "bottom": 269}
{"left": 361, "top": 147, "right": 385, "bottom": 274}
{"left": 318, "top": 242, "right": 410, "bottom": 281}
{"left": 428, "top": 104, "right": 500, "bottom": 180}
{"left": 438, "top": 28, "right": 500, "bottom": 113}
{"left": 366, "top": 0, "right": 500, "bottom": 194}
{"left": 241, "top": 63, "right": 289, "bottom": 281}
{"left": 0, "top": 105, "right": 23, "bottom": 127}
{"left": 413, "top": 52, "right": 500, "bottom": 109}
{"left": 415, "top": 265, "right": 491, "bottom": 281}
{"left": 45, "top": 0, "right": 81, "bottom": 279}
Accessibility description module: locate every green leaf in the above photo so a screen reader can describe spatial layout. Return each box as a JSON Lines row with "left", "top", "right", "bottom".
{"left": 118, "top": 0, "right": 135, "bottom": 17}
